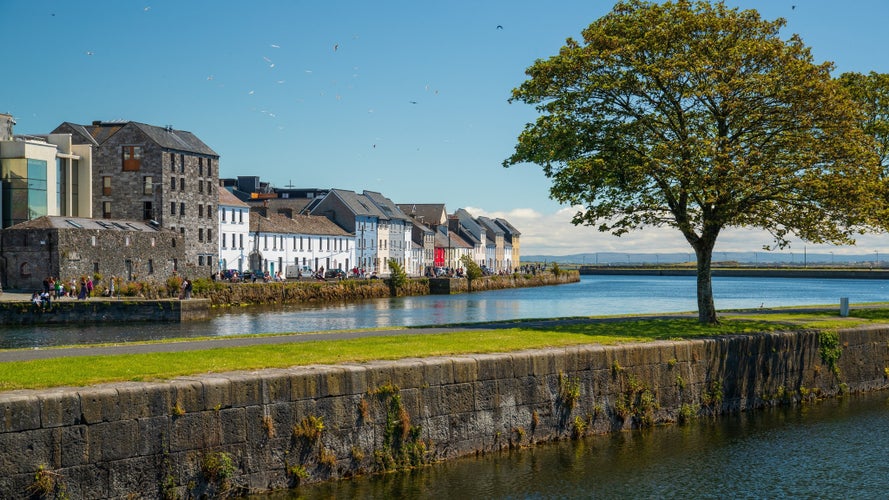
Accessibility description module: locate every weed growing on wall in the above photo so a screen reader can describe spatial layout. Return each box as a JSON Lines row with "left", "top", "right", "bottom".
{"left": 26, "top": 464, "right": 68, "bottom": 499}
{"left": 818, "top": 330, "right": 842, "bottom": 378}
{"left": 370, "top": 383, "right": 429, "bottom": 472}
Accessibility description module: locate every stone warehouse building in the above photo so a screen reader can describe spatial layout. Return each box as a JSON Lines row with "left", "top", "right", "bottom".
{"left": 52, "top": 120, "right": 219, "bottom": 274}
{"left": 0, "top": 216, "right": 184, "bottom": 291}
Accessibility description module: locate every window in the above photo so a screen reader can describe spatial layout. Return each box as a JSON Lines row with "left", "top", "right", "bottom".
{"left": 143, "top": 201, "right": 153, "bottom": 220}
{"left": 148, "top": 259, "right": 154, "bottom": 274}
{"left": 102, "top": 201, "right": 111, "bottom": 218}
{"left": 239, "top": 234, "right": 243, "bottom": 249}
{"left": 199, "top": 228, "right": 204, "bottom": 242}
{"left": 143, "top": 176, "right": 153, "bottom": 195}
{"left": 125, "top": 236, "right": 131, "bottom": 246}
{"left": 222, "top": 233, "right": 227, "bottom": 248}
{"left": 238, "top": 210, "right": 243, "bottom": 223}
{"left": 180, "top": 202, "right": 185, "bottom": 216}
{"left": 102, "top": 176, "right": 111, "bottom": 196}
{"left": 170, "top": 152, "right": 176, "bottom": 170}
{"left": 207, "top": 181, "right": 212, "bottom": 194}
{"left": 170, "top": 176, "right": 176, "bottom": 190}
{"left": 198, "top": 205, "right": 203, "bottom": 218}
{"left": 199, "top": 158, "right": 203, "bottom": 176}
{"left": 207, "top": 205, "right": 212, "bottom": 219}
{"left": 207, "top": 160, "right": 212, "bottom": 177}
{"left": 207, "top": 228, "right": 212, "bottom": 243}
{"left": 180, "top": 177, "right": 185, "bottom": 191}
{"left": 199, "top": 181, "right": 203, "bottom": 193}
{"left": 179, "top": 154, "right": 185, "bottom": 173}
{"left": 199, "top": 256, "right": 204, "bottom": 266}
{"left": 170, "top": 202, "right": 176, "bottom": 215}
{"left": 221, "top": 208, "right": 226, "bottom": 222}
{"left": 151, "top": 237, "right": 156, "bottom": 247}
{"left": 122, "top": 146, "right": 142, "bottom": 171}
{"left": 91, "top": 235, "right": 97, "bottom": 247}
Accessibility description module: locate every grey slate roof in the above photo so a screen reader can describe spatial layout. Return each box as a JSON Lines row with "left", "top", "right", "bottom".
{"left": 396, "top": 203, "right": 447, "bottom": 227}
{"left": 62, "top": 120, "right": 218, "bottom": 156}
{"left": 363, "top": 191, "right": 410, "bottom": 222}
{"left": 250, "top": 209, "right": 352, "bottom": 237}
{"left": 326, "top": 189, "right": 388, "bottom": 219}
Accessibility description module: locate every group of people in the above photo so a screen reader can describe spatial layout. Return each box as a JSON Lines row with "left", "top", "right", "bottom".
{"left": 39, "top": 276, "right": 95, "bottom": 300}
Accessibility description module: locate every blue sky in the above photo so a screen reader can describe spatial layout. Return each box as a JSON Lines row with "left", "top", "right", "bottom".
{"left": 4, "top": 1, "right": 889, "bottom": 256}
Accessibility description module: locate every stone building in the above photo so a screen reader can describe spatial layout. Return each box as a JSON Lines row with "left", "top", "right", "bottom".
{"left": 52, "top": 120, "right": 219, "bottom": 274}
{"left": 0, "top": 215, "right": 184, "bottom": 291}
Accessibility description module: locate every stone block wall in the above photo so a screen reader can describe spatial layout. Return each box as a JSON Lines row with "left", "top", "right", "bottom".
{"left": 1, "top": 327, "right": 887, "bottom": 498}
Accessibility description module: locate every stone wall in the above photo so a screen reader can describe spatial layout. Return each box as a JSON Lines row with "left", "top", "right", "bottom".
{"left": 0, "top": 298, "right": 209, "bottom": 324}
{"left": 1, "top": 326, "right": 887, "bottom": 498}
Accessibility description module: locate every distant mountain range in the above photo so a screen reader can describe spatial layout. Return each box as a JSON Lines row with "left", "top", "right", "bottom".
{"left": 524, "top": 251, "right": 884, "bottom": 266}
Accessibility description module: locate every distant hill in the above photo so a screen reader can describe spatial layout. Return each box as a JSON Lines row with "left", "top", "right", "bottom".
{"left": 523, "top": 251, "right": 880, "bottom": 266}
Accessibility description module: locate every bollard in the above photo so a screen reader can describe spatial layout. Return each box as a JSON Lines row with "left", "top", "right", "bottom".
{"left": 840, "top": 297, "right": 849, "bottom": 317}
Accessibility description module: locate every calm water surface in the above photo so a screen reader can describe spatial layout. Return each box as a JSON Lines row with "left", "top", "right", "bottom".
{"left": 2, "top": 275, "right": 888, "bottom": 348}
{"left": 264, "top": 392, "right": 889, "bottom": 499}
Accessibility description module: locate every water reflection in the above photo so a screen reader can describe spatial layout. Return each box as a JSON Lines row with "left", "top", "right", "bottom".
{"left": 267, "top": 392, "right": 889, "bottom": 499}
{"left": 2, "top": 275, "right": 887, "bottom": 349}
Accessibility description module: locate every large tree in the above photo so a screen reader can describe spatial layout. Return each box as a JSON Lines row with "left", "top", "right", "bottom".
{"left": 838, "top": 71, "right": 889, "bottom": 169}
{"left": 504, "top": 0, "right": 884, "bottom": 323}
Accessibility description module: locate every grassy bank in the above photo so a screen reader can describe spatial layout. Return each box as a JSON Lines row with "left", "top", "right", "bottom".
{"left": 1, "top": 309, "right": 883, "bottom": 392}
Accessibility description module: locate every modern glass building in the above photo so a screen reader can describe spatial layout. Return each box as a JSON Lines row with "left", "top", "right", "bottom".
{"left": 0, "top": 114, "right": 92, "bottom": 228}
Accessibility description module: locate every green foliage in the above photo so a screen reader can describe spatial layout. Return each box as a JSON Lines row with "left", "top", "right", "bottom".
{"left": 385, "top": 258, "right": 408, "bottom": 295}
{"left": 701, "top": 378, "right": 724, "bottom": 415}
{"left": 614, "top": 373, "right": 658, "bottom": 427}
{"left": 818, "top": 330, "right": 843, "bottom": 377}
{"left": 287, "top": 464, "right": 309, "bottom": 481}
{"left": 372, "top": 384, "right": 428, "bottom": 472}
{"left": 572, "top": 415, "right": 587, "bottom": 438}
{"left": 838, "top": 71, "right": 889, "bottom": 170}
{"left": 459, "top": 254, "right": 484, "bottom": 291}
{"left": 505, "top": 0, "right": 885, "bottom": 324}
{"left": 27, "top": 465, "right": 68, "bottom": 499}
{"left": 293, "top": 415, "right": 325, "bottom": 442}
{"left": 678, "top": 403, "right": 699, "bottom": 425}
{"left": 200, "top": 451, "right": 235, "bottom": 490}
{"left": 558, "top": 371, "right": 581, "bottom": 410}
{"left": 551, "top": 262, "right": 562, "bottom": 277}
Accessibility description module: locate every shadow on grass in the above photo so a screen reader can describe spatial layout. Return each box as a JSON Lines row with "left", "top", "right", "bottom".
{"left": 513, "top": 318, "right": 799, "bottom": 342}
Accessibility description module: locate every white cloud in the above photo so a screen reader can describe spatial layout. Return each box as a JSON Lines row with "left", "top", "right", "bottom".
{"left": 464, "top": 206, "right": 889, "bottom": 257}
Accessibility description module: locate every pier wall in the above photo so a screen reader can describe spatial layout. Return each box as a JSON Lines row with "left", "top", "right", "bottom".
{"left": 1, "top": 326, "right": 886, "bottom": 497}
{"left": 0, "top": 298, "right": 209, "bottom": 324}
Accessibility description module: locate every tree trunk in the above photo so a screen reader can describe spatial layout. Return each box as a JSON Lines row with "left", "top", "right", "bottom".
{"left": 695, "top": 243, "right": 718, "bottom": 324}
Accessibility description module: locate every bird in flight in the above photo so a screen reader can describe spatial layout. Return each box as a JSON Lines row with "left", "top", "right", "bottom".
{"left": 334, "top": 43, "right": 339, "bottom": 51}
{"left": 85, "top": 51, "right": 94, "bottom": 56}
{"left": 496, "top": 25, "right": 503, "bottom": 30}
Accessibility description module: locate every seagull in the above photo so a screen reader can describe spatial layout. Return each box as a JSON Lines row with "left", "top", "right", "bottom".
{"left": 496, "top": 25, "right": 503, "bottom": 30}
{"left": 409, "top": 101, "right": 417, "bottom": 104}
{"left": 270, "top": 44, "right": 280, "bottom": 48}
{"left": 334, "top": 43, "right": 339, "bottom": 51}
{"left": 85, "top": 51, "right": 94, "bottom": 56}
{"left": 144, "top": 6, "right": 151, "bottom": 12}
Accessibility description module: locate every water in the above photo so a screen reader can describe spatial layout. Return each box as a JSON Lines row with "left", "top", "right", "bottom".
{"left": 2, "top": 275, "right": 888, "bottom": 348}
{"left": 266, "top": 391, "right": 889, "bottom": 499}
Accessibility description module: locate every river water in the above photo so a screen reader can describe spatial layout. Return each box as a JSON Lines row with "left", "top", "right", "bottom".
{"left": 272, "top": 391, "right": 889, "bottom": 499}
{"left": 2, "top": 275, "right": 888, "bottom": 348}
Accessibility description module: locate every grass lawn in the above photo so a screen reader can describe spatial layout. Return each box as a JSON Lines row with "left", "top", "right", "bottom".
{"left": 0, "top": 310, "right": 883, "bottom": 392}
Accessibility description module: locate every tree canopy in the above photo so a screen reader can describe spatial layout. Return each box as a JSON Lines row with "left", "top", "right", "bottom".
{"left": 504, "top": 0, "right": 885, "bottom": 323}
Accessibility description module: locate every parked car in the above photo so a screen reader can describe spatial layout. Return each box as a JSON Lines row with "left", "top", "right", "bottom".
{"left": 324, "top": 268, "right": 347, "bottom": 279}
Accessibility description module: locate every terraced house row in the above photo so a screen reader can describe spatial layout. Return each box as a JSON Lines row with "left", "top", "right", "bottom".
{"left": 0, "top": 115, "right": 520, "bottom": 290}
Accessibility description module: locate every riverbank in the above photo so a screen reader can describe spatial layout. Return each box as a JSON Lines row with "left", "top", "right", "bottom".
{"left": 1, "top": 323, "right": 885, "bottom": 498}
{"left": 580, "top": 266, "right": 889, "bottom": 279}
{"left": 0, "top": 272, "right": 579, "bottom": 325}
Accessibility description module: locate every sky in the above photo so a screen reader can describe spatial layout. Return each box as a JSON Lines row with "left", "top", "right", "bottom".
{"left": 4, "top": 0, "right": 889, "bottom": 257}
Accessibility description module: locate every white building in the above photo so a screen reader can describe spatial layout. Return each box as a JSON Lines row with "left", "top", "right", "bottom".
{"left": 247, "top": 207, "right": 354, "bottom": 277}
{"left": 217, "top": 188, "right": 251, "bottom": 273}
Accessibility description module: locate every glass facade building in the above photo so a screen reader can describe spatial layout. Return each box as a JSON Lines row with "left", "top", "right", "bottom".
{"left": 1, "top": 158, "right": 47, "bottom": 228}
